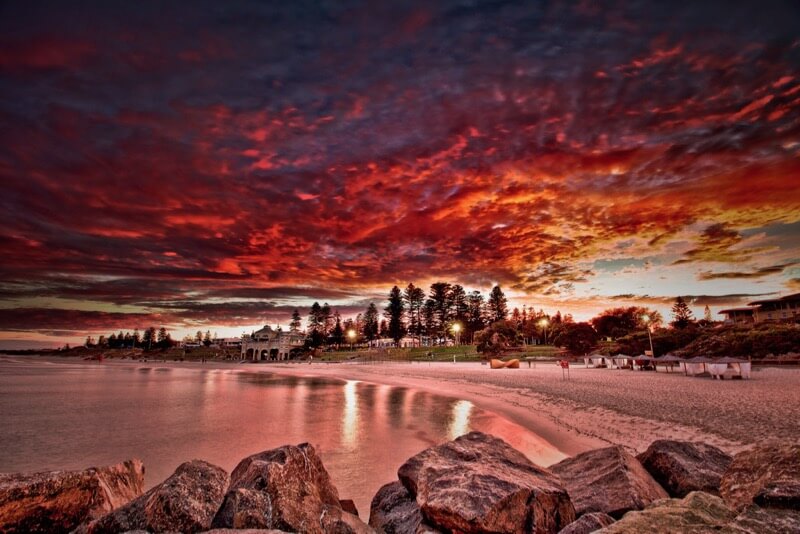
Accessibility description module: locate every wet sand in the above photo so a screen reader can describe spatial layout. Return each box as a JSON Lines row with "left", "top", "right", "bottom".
{"left": 264, "top": 361, "right": 800, "bottom": 456}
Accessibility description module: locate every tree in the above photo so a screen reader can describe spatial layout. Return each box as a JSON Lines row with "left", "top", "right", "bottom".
{"left": 487, "top": 285, "right": 508, "bottom": 322}
{"left": 429, "top": 282, "right": 453, "bottom": 337}
{"left": 422, "top": 299, "right": 436, "bottom": 340}
{"left": 157, "top": 327, "right": 168, "bottom": 343}
{"left": 671, "top": 297, "right": 694, "bottom": 329}
{"left": 450, "top": 285, "right": 468, "bottom": 324}
{"left": 321, "top": 303, "right": 333, "bottom": 335}
{"left": 466, "top": 290, "right": 485, "bottom": 342}
{"left": 474, "top": 320, "right": 521, "bottom": 358}
{"left": 85, "top": 336, "right": 94, "bottom": 347}
{"left": 290, "top": 309, "right": 302, "bottom": 332}
{"left": 553, "top": 322, "right": 599, "bottom": 355}
{"left": 142, "top": 327, "right": 156, "bottom": 350}
{"left": 404, "top": 283, "right": 426, "bottom": 342}
{"left": 590, "top": 307, "right": 662, "bottom": 339}
{"left": 195, "top": 330, "right": 203, "bottom": 343}
{"left": 308, "top": 302, "right": 323, "bottom": 334}
{"left": 385, "top": 285, "right": 406, "bottom": 344}
{"left": 704, "top": 305, "right": 713, "bottom": 322}
{"left": 331, "top": 313, "right": 344, "bottom": 346}
{"left": 363, "top": 303, "right": 380, "bottom": 341}
{"left": 203, "top": 330, "right": 212, "bottom": 347}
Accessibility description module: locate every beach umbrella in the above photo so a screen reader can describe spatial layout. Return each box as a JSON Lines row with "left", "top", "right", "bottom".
{"left": 655, "top": 353, "right": 682, "bottom": 372}
{"left": 684, "top": 355, "right": 712, "bottom": 376}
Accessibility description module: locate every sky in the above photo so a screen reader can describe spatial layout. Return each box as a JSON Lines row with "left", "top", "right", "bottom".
{"left": 1, "top": 0, "right": 799, "bottom": 348}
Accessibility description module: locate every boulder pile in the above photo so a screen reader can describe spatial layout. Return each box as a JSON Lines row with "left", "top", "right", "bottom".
{"left": 0, "top": 434, "right": 797, "bottom": 533}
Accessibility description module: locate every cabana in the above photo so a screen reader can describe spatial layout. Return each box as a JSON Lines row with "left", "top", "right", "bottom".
{"left": 611, "top": 353, "right": 634, "bottom": 369}
{"left": 633, "top": 354, "right": 655, "bottom": 370}
{"left": 710, "top": 357, "right": 751, "bottom": 380}
{"left": 583, "top": 354, "right": 609, "bottom": 368}
{"left": 655, "top": 354, "right": 682, "bottom": 373}
{"left": 681, "top": 356, "right": 712, "bottom": 377}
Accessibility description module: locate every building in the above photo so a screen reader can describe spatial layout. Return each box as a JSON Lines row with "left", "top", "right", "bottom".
{"left": 719, "top": 293, "right": 800, "bottom": 325}
{"left": 748, "top": 293, "right": 800, "bottom": 323}
{"left": 719, "top": 307, "right": 756, "bottom": 325}
{"left": 241, "top": 325, "right": 305, "bottom": 360}
{"left": 213, "top": 337, "right": 242, "bottom": 348}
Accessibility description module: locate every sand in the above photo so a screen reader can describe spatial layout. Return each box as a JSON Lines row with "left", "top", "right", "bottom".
{"left": 264, "top": 361, "right": 800, "bottom": 456}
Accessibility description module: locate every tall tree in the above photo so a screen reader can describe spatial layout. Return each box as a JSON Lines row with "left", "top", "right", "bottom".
{"left": 331, "top": 312, "right": 344, "bottom": 346}
{"left": 203, "top": 330, "right": 212, "bottom": 347}
{"left": 363, "top": 303, "right": 380, "bottom": 341}
{"left": 157, "top": 327, "right": 168, "bottom": 343}
{"left": 308, "top": 302, "right": 323, "bottom": 333}
{"left": 422, "top": 299, "right": 436, "bottom": 340}
{"left": 429, "top": 282, "right": 453, "bottom": 337}
{"left": 290, "top": 309, "right": 302, "bottom": 332}
{"left": 321, "top": 303, "right": 333, "bottom": 335}
{"left": 466, "top": 290, "right": 485, "bottom": 342}
{"left": 487, "top": 285, "right": 508, "bottom": 322}
{"left": 385, "top": 285, "right": 406, "bottom": 344}
{"left": 450, "top": 284, "right": 468, "bottom": 324}
{"left": 404, "top": 283, "right": 426, "bottom": 343}
{"left": 671, "top": 297, "right": 694, "bottom": 329}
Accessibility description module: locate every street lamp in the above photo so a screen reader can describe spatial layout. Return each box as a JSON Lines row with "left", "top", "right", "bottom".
{"left": 642, "top": 315, "right": 655, "bottom": 357}
{"left": 347, "top": 329, "right": 356, "bottom": 351}
{"left": 539, "top": 318, "right": 549, "bottom": 345}
{"left": 452, "top": 323, "right": 461, "bottom": 346}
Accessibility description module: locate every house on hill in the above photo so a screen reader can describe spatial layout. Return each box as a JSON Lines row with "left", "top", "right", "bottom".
{"left": 719, "top": 293, "right": 800, "bottom": 325}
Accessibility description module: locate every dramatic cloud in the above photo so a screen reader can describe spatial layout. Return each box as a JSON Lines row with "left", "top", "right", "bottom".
{"left": 1, "top": 1, "right": 799, "bottom": 343}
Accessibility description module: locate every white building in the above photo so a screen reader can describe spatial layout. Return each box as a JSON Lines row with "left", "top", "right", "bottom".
{"left": 241, "top": 325, "right": 305, "bottom": 360}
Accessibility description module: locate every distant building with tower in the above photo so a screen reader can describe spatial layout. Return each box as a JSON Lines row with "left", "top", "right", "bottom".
{"left": 241, "top": 325, "right": 305, "bottom": 360}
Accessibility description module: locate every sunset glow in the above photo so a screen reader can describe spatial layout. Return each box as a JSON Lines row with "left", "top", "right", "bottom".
{"left": 1, "top": 1, "right": 799, "bottom": 347}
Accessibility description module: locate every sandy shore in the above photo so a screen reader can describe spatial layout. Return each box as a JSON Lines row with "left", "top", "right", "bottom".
{"left": 260, "top": 361, "right": 800, "bottom": 456}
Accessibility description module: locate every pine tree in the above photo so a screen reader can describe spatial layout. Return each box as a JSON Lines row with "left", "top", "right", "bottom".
{"left": 404, "top": 283, "right": 425, "bottom": 343}
{"left": 290, "top": 309, "right": 302, "bottom": 332}
{"left": 331, "top": 313, "right": 344, "bottom": 346}
{"left": 321, "top": 303, "right": 333, "bottom": 335}
{"left": 466, "top": 290, "right": 486, "bottom": 342}
{"left": 429, "top": 282, "right": 453, "bottom": 336}
{"left": 363, "top": 303, "right": 380, "bottom": 341}
{"left": 487, "top": 285, "right": 508, "bottom": 322}
{"left": 385, "top": 285, "right": 406, "bottom": 344}
{"left": 671, "top": 297, "right": 694, "bottom": 329}
{"left": 308, "top": 302, "right": 323, "bottom": 333}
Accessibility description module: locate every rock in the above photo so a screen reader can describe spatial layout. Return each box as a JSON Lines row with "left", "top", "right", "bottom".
{"left": 551, "top": 445, "right": 668, "bottom": 519}
{"left": 596, "top": 491, "right": 736, "bottom": 533}
{"left": 212, "top": 443, "right": 372, "bottom": 534}
{"left": 558, "top": 512, "right": 615, "bottom": 534}
{"left": 369, "top": 481, "right": 440, "bottom": 534}
{"left": 87, "top": 459, "right": 228, "bottom": 533}
{"left": 211, "top": 487, "right": 272, "bottom": 529}
{"left": 0, "top": 459, "right": 144, "bottom": 533}
{"left": 340, "top": 499, "right": 359, "bottom": 516}
{"left": 398, "top": 431, "right": 575, "bottom": 534}
{"left": 726, "top": 505, "right": 800, "bottom": 533}
{"left": 720, "top": 442, "right": 800, "bottom": 510}
{"left": 637, "top": 440, "right": 732, "bottom": 497}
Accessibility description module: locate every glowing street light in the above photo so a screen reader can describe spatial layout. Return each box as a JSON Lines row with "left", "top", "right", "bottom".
{"left": 642, "top": 315, "right": 655, "bottom": 357}
{"left": 539, "top": 318, "right": 549, "bottom": 345}
{"left": 452, "top": 322, "right": 462, "bottom": 346}
{"left": 347, "top": 329, "right": 356, "bottom": 351}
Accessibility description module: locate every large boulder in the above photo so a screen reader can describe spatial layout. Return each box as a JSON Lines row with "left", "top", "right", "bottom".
{"left": 596, "top": 491, "right": 736, "bottom": 533}
{"left": 212, "top": 443, "right": 372, "bottom": 534}
{"left": 637, "top": 440, "right": 732, "bottom": 497}
{"left": 87, "top": 459, "right": 228, "bottom": 533}
{"left": 368, "top": 481, "right": 440, "bottom": 534}
{"left": 397, "top": 431, "right": 575, "bottom": 534}
{"left": 720, "top": 442, "right": 800, "bottom": 510}
{"left": 0, "top": 459, "right": 144, "bottom": 533}
{"left": 551, "top": 445, "right": 668, "bottom": 519}
{"left": 557, "top": 512, "right": 615, "bottom": 534}
{"left": 727, "top": 505, "right": 800, "bottom": 533}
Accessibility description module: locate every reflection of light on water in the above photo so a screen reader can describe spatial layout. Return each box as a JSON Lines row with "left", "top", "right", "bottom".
{"left": 448, "top": 400, "right": 473, "bottom": 439}
{"left": 342, "top": 380, "right": 359, "bottom": 447}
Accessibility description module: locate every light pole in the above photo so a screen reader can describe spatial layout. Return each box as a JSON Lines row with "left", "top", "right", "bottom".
{"left": 452, "top": 323, "right": 461, "bottom": 346}
{"left": 539, "top": 318, "right": 549, "bottom": 345}
{"left": 642, "top": 315, "right": 655, "bottom": 357}
{"left": 347, "top": 329, "right": 356, "bottom": 351}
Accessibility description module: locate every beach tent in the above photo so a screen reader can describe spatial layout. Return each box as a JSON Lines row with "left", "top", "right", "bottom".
{"left": 713, "top": 356, "right": 751, "bottom": 379}
{"left": 654, "top": 354, "right": 682, "bottom": 372}
{"left": 681, "top": 356, "right": 712, "bottom": 376}
{"left": 611, "top": 353, "right": 633, "bottom": 369}
{"left": 633, "top": 354, "right": 656, "bottom": 370}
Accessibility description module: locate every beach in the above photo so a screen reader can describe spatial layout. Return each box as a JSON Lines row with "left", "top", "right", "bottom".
{"left": 264, "top": 361, "right": 800, "bottom": 457}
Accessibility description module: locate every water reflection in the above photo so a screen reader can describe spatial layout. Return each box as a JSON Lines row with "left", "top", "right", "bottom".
{"left": 342, "top": 380, "right": 359, "bottom": 447}
{"left": 448, "top": 400, "right": 473, "bottom": 439}
{"left": 0, "top": 359, "right": 565, "bottom": 517}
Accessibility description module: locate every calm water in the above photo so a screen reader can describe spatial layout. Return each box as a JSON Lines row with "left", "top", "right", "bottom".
{"left": 0, "top": 357, "right": 565, "bottom": 515}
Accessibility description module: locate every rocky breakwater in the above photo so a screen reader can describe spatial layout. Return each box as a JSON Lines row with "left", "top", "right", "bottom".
{"left": 2, "top": 434, "right": 798, "bottom": 533}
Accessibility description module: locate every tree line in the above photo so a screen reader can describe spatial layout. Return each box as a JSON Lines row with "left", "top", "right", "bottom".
{"left": 83, "top": 327, "right": 177, "bottom": 350}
